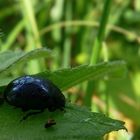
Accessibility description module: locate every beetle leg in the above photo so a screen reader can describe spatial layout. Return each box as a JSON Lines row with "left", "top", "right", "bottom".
{"left": 0, "top": 96, "right": 4, "bottom": 105}
{"left": 60, "top": 107, "right": 66, "bottom": 113}
{"left": 21, "top": 107, "right": 29, "bottom": 112}
{"left": 20, "top": 109, "right": 44, "bottom": 122}
{"left": 48, "top": 107, "right": 56, "bottom": 112}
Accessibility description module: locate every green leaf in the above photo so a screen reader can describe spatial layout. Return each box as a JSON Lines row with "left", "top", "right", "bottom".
{"left": 0, "top": 103, "right": 126, "bottom": 140}
{"left": 0, "top": 48, "right": 51, "bottom": 76}
{"left": 0, "top": 60, "right": 126, "bottom": 89}
{"left": 36, "top": 60, "right": 127, "bottom": 90}
{"left": 0, "top": 52, "right": 126, "bottom": 139}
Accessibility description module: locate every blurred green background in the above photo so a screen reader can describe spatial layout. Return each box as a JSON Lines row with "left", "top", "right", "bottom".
{"left": 0, "top": 0, "right": 140, "bottom": 139}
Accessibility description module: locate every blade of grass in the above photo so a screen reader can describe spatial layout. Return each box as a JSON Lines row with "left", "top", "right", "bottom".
{"left": 20, "top": 0, "right": 41, "bottom": 49}
{"left": 90, "top": 0, "right": 112, "bottom": 65}
{"left": 40, "top": 20, "right": 140, "bottom": 44}
{"left": 20, "top": 0, "right": 43, "bottom": 73}
{"left": 62, "top": 0, "right": 72, "bottom": 68}
{"left": 50, "top": 0, "right": 65, "bottom": 68}
{"left": 1, "top": 20, "right": 25, "bottom": 51}
{"left": 85, "top": 0, "right": 113, "bottom": 108}
{"left": 0, "top": 4, "right": 18, "bottom": 20}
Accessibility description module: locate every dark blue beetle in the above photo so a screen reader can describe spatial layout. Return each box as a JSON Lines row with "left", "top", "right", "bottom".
{"left": 3, "top": 75, "right": 65, "bottom": 125}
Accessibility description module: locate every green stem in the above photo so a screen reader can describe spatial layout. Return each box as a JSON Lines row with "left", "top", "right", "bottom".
{"left": 90, "top": 0, "right": 112, "bottom": 65}
{"left": 62, "top": 0, "right": 73, "bottom": 68}
{"left": 84, "top": 0, "right": 112, "bottom": 107}
{"left": 21, "top": 0, "right": 41, "bottom": 49}
{"left": 1, "top": 20, "right": 25, "bottom": 51}
{"left": 20, "top": 0, "right": 43, "bottom": 73}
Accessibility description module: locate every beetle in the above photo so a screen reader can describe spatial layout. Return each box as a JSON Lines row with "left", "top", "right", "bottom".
{"left": 2, "top": 75, "right": 66, "bottom": 127}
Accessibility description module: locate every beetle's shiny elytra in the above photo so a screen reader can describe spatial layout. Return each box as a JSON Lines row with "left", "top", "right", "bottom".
{"left": 4, "top": 75, "right": 66, "bottom": 112}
